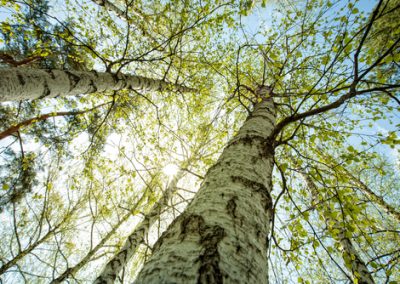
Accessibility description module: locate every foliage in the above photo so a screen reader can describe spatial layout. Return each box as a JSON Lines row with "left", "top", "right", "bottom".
{"left": 0, "top": 0, "right": 399, "bottom": 283}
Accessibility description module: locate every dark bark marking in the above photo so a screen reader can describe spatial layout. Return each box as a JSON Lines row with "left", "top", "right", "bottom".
{"left": 112, "top": 73, "right": 127, "bottom": 88}
{"left": 89, "top": 79, "right": 98, "bottom": 93}
{"left": 65, "top": 70, "right": 81, "bottom": 91}
{"left": 180, "top": 214, "right": 205, "bottom": 238}
{"left": 197, "top": 224, "right": 225, "bottom": 284}
{"left": 178, "top": 214, "right": 226, "bottom": 284}
{"left": 236, "top": 245, "right": 241, "bottom": 253}
{"left": 226, "top": 196, "right": 238, "bottom": 219}
{"left": 111, "top": 73, "right": 119, "bottom": 83}
{"left": 262, "top": 137, "right": 275, "bottom": 158}
{"left": 228, "top": 134, "right": 265, "bottom": 148}
{"left": 38, "top": 82, "right": 51, "bottom": 99}
{"left": 231, "top": 176, "right": 272, "bottom": 212}
{"left": 16, "top": 72, "right": 25, "bottom": 85}
{"left": 44, "top": 69, "right": 56, "bottom": 79}
{"left": 152, "top": 212, "right": 187, "bottom": 251}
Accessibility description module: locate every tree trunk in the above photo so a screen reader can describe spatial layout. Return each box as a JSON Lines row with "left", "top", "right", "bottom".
{"left": 0, "top": 202, "right": 81, "bottom": 276}
{"left": 0, "top": 229, "right": 54, "bottom": 276}
{"left": 301, "top": 172, "right": 375, "bottom": 284}
{"left": 91, "top": 0, "right": 159, "bottom": 43}
{"left": 0, "top": 68, "right": 195, "bottom": 102}
{"left": 134, "top": 95, "right": 276, "bottom": 284}
{"left": 51, "top": 210, "right": 132, "bottom": 283}
{"left": 0, "top": 102, "right": 110, "bottom": 140}
{"left": 92, "top": 0, "right": 126, "bottom": 20}
{"left": 94, "top": 170, "right": 185, "bottom": 283}
{"left": 336, "top": 230, "right": 375, "bottom": 284}
{"left": 335, "top": 161, "right": 400, "bottom": 222}
{"left": 317, "top": 150, "right": 400, "bottom": 222}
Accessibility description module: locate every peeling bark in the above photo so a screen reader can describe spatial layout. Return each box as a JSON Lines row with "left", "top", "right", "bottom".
{"left": 134, "top": 95, "right": 276, "bottom": 284}
{"left": 0, "top": 68, "right": 196, "bottom": 102}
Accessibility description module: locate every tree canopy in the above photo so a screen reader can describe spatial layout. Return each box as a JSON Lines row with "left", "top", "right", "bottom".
{"left": 0, "top": 0, "right": 399, "bottom": 283}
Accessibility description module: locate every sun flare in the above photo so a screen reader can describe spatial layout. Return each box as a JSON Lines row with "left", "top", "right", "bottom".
{"left": 163, "top": 164, "right": 179, "bottom": 177}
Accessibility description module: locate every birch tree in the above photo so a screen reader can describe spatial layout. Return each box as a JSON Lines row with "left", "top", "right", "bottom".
{"left": 0, "top": 68, "right": 195, "bottom": 102}
{"left": 1, "top": 0, "right": 399, "bottom": 283}
{"left": 298, "top": 165, "right": 375, "bottom": 284}
{"left": 134, "top": 0, "right": 400, "bottom": 282}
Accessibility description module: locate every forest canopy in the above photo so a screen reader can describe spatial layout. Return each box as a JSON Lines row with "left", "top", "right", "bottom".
{"left": 0, "top": 0, "right": 399, "bottom": 283}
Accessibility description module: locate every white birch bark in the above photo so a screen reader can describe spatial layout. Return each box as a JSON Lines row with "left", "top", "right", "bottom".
{"left": 301, "top": 172, "right": 375, "bottom": 284}
{"left": 336, "top": 163, "right": 400, "bottom": 222}
{"left": 51, "top": 209, "right": 133, "bottom": 283}
{"left": 91, "top": 0, "right": 160, "bottom": 43}
{"left": 92, "top": 0, "right": 126, "bottom": 20}
{"left": 318, "top": 150, "right": 400, "bottom": 222}
{"left": 0, "top": 68, "right": 195, "bottom": 102}
{"left": 134, "top": 94, "right": 276, "bottom": 283}
{"left": 94, "top": 170, "right": 185, "bottom": 283}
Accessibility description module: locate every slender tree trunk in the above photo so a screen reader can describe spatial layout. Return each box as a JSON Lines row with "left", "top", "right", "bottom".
{"left": 351, "top": 176, "right": 400, "bottom": 222}
{"left": 92, "top": 0, "right": 126, "bottom": 19}
{"left": 332, "top": 159, "right": 400, "bottom": 222}
{"left": 94, "top": 170, "right": 185, "bottom": 283}
{"left": 336, "top": 230, "right": 375, "bottom": 284}
{"left": 0, "top": 68, "right": 195, "bottom": 102}
{"left": 133, "top": 95, "right": 276, "bottom": 284}
{"left": 0, "top": 229, "right": 54, "bottom": 275}
{"left": 53, "top": 169, "right": 186, "bottom": 283}
{"left": 0, "top": 202, "right": 81, "bottom": 276}
{"left": 301, "top": 172, "right": 375, "bottom": 284}
{"left": 51, "top": 211, "right": 132, "bottom": 283}
{"left": 0, "top": 102, "right": 110, "bottom": 140}
{"left": 91, "top": 0, "right": 159, "bottom": 43}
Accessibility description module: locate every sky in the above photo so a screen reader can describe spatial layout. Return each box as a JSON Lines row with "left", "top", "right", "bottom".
{"left": 0, "top": 0, "right": 399, "bottom": 282}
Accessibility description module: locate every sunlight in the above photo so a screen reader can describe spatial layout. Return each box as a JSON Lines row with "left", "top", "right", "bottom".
{"left": 163, "top": 164, "right": 179, "bottom": 177}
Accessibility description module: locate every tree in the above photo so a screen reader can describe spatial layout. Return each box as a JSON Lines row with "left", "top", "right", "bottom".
{"left": 0, "top": 68, "right": 195, "bottom": 102}
{"left": 0, "top": 0, "right": 399, "bottom": 283}
{"left": 296, "top": 162, "right": 375, "bottom": 284}
{"left": 0, "top": 0, "right": 92, "bottom": 69}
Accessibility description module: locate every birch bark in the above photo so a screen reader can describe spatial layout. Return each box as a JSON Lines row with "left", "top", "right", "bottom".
{"left": 51, "top": 210, "right": 132, "bottom": 283}
{"left": 0, "top": 68, "right": 195, "bottom": 102}
{"left": 94, "top": 170, "right": 185, "bottom": 283}
{"left": 301, "top": 172, "right": 375, "bottom": 284}
{"left": 92, "top": 0, "right": 126, "bottom": 19}
{"left": 91, "top": 0, "right": 163, "bottom": 45}
{"left": 321, "top": 152, "right": 400, "bottom": 222}
{"left": 349, "top": 176, "right": 400, "bottom": 222}
{"left": 134, "top": 94, "right": 276, "bottom": 284}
